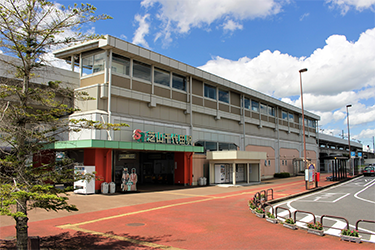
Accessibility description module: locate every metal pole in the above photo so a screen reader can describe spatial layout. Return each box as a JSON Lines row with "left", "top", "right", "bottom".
{"left": 346, "top": 105, "right": 352, "bottom": 176}
{"left": 299, "top": 68, "right": 308, "bottom": 189}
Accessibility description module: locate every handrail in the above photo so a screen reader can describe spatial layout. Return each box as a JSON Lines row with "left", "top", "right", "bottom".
{"left": 266, "top": 188, "right": 274, "bottom": 201}
{"left": 320, "top": 215, "right": 349, "bottom": 230}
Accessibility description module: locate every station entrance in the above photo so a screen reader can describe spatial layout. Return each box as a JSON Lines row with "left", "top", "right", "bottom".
{"left": 112, "top": 150, "right": 192, "bottom": 192}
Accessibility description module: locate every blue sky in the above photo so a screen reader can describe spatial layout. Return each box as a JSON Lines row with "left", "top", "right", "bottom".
{"left": 60, "top": 0, "right": 375, "bottom": 150}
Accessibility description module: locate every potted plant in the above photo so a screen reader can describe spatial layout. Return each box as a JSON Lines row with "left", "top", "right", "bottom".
{"left": 307, "top": 222, "right": 324, "bottom": 236}
{"left": 283, "top": 218, "right": 297, "bottom": 230}
{"left": 266, "top": 212, "right": 278, "bottom": 224}
{"left": 255, "top": 207, "right": 265, "bottom": 218}
{"left": 248, "top": 199, "right": 256, "bottom": 213}
{"left": 340, "top": 229, "right": 362, "bottom": 243}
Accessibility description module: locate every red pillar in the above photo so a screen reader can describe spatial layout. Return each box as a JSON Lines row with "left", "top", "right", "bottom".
{"left": 84, "top": 148, "right": 112, "bottom": 191}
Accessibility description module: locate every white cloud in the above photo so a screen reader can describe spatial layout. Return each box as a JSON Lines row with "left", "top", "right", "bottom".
{"left": 299, "top": 13, "right": 310, "bottom": 21}
{"left": 140, "top": 0, "right": 284, "bottom": 42}
{"left": 326, "top": 0, "right": 375, "bottom": 14}
{"left": 223, "top": 19, "right": 243, "bottom": 32}
{"left": 132, "top": 14, "right": 151, "bottom": 49}
{"left": 199, "top": 27, "right": 375, "bottom": 127}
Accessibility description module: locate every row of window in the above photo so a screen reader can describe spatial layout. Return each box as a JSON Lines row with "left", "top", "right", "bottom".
{"left": 82, "top": 52, "right": 186, "bottom": 91}
{"left": 81, "top": 52, "right": 316, "bottom": 128}
{"left": 195, "top": 141, "right": 237, "bottom": 153}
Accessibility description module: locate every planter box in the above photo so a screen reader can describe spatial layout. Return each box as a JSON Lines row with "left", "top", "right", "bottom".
{"left": 249, "top": 207, "right": 256, "bottom": 214}
{"left": 283, "top": 223, "right": 297, "bottom": 230}
{"left": 256, "top": 212, "right": 265, "bottom": 218}
{"left": 340, "top": 235, "right": 362, "bottom": 243}
{"left": 266, "top": 217, "right": 278, "bottom": 224}
{"left": 307, "top": 228, "right": 324, "bottom": 236}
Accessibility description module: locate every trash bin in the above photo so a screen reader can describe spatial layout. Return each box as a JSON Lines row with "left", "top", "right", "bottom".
{"left": 202, "top": 177, "right": 207, "bottom": 186}
{"left": 109, "top": 182, "right": 116, "bottom": 194}
{"left": 101, "top": 182, "right": 108, "bottom": 194}
{"left": 198, "top": 177, "right": 203, "bottom": 186}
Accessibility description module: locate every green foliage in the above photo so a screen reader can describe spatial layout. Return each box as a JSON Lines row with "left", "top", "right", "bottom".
{"left": 255, "top": 207, "right": 265, "bottom": 214}
{"left": 285, "top": 218, "right": 295, "bottom": 224}
{"left": 266, "top": 212, "right": 275, "bottom": 219}
{"left": 341, "top": 229, "right": 359, "bottom": 237}
{"left": 0, "top": 1, "right": 118, "bottom": 248}
{"left": 274, "top": 172, "right": 291, "bottom": 178}
{"left": 307, "top": 222, "right": 322, "bottom": 230}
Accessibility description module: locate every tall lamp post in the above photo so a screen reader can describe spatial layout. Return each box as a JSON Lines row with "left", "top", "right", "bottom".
{"left": 346, "top": 104, "right": 352, "bottom": 176}
{"left": 299, "top": 68, "right": 308, "bottom": 189}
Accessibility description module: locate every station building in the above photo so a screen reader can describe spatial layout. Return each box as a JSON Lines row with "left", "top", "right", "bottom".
{"left": 48, "top": 35, "right": 320, "bottom": 192}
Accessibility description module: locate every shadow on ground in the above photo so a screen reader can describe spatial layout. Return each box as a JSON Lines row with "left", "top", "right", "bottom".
{"left": 0, "top": 231, "right": 176, "bottom": 249}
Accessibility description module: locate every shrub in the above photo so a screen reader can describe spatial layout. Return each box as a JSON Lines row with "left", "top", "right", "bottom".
{"left": 266, "top": 212, "right": 275, "bottom": 219}
{"left": 341, "top": 229, "right": 359, "bottom": 237}
{"left": 274, "top": 172, "right": 291, "bottom": 178}
{"left": 307, "top": 222, "right": 323, "bottom": 230}
{"left": 285, "top": 218, "right": 295, "bottom": 224}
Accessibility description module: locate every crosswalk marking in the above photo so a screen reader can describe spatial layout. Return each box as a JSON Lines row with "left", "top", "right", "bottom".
{"left": 324, "top": 221, "right": 347, "bottom": 236}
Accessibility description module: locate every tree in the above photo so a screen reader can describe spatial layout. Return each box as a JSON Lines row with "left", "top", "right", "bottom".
{"left": 0, "top": 1, "right": 124, "bottom": 249}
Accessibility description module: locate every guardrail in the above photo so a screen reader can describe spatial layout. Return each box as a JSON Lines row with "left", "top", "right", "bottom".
{"left": 249, "top": 189, "right": 375, "bottom": 242}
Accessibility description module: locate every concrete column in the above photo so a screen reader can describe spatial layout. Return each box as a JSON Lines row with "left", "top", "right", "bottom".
{"left": 232, "top": 163, "right": 236, "bottom": 185}
{"left": 247, "top": 163, "right": 249, "bottom": 184}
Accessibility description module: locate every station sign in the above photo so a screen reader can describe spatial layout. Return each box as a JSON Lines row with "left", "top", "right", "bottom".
{"left": 132, "top": 129, "right": 192, "bottom": 145}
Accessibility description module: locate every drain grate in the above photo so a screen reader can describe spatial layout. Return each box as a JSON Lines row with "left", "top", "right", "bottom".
{"left": 126, "top": 223, "right": 145, "bottom": 227}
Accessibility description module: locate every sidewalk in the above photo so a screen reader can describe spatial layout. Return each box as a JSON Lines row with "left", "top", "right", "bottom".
{"left": 1, "top": 173, "right": 373, "bottom": 249}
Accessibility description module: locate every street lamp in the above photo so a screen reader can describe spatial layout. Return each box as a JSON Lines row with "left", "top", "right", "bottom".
{"left": 299, "top": 68, "right": 308, "bottom": 189}
{"left": 346, "top": 104, "right": 352, "bottom": 176}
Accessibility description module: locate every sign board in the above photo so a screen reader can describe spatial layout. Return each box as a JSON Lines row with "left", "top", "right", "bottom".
{"left": 132, "top": 129, "right": 192, "bottom": 145}
{"left": 350, "top": 151, "right": 356, "bottom": 158}
{"left": 358, "top": 152, "right": 362, "bottom": 158}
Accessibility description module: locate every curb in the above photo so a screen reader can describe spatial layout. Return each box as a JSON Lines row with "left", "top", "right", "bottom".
{"left": 268, "top": 175, "right": 362, "bottom": 204}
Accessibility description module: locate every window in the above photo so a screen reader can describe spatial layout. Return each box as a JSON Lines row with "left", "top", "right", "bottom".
{"left": 268, "top": 106, "right": 275, "bottom": 116}
{"left": 172, "top": 73, "right": 186, "bottom": 91}
{"left": 282, "top": 111, "right": 288, "bottom": 120}
{"left": 244, "top": 97, "right": 250, "bottom": 109}
{"left": 260, "top": 103, "right": 267, "bottom": 115}
{"left": 205, "top": 141, "right": 217, "bottom": 152}
{"left": 112, "top": 54, "right": 130, "bottom": 76}
{"left": 219, "top": 89, "right": 229, "bottom": 103}
{"left": 154, "top": 67, "right": 170, "bottom": 87}
{"left": 251, "top": 100, "right": 259, "bottom": 112}
{"left": 219, "top": 142, "right": 237, "bottom": 151}
{"left": 133, "top": 60, "right": 151, "bottom": 81}
{"left": 82, "top": 52, "right": 105, "bottom": 76}
{"left": 204, "top": 84, "right": 216, "bottom": 100}
{"left": 289, "top": 113, "right": 294, "bottom": 122}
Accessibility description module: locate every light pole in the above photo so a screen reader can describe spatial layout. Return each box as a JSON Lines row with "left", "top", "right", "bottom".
{"left": 299, "top": 68, "right": 308, "bottom": 189}
{"left": 346, "top": 104, "right": 352, "bottom": 176}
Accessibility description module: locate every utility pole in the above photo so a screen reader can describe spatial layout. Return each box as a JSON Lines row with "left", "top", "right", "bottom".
{"left": 373, "top": 136, "right": 374, "bottom": 153}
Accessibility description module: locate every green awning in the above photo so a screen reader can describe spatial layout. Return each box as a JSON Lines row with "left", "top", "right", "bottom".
{"left": 44, "top": 139, "right": 204, "bottom": 153}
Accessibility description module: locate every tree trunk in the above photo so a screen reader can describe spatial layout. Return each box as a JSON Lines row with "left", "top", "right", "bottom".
{"left": 15, "top": 199, "right": 28, "bottom": 250}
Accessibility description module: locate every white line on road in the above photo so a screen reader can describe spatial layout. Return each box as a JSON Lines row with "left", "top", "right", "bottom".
{"left": 354, "top": 179, "right": 375, "bottom": 204}
{"left": 332, "top": 193, "right": 350, "bottom": 203}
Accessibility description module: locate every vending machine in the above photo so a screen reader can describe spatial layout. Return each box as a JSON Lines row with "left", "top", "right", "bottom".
{"left": 74, "top": 165, "right": 95, "bottom": 195}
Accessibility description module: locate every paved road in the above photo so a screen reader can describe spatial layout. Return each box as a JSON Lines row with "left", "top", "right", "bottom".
{"left": 272, "top": 176, "right": 375, "bottom": 243}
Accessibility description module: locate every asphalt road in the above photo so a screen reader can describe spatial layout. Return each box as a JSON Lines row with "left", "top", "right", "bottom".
{"left": 272, "top": 176, "right": 375, "bottom": 243}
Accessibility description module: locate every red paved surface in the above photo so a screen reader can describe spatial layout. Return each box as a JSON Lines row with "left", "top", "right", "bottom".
{"left": 1, "top": 174, "right": 373, "bottom": 249}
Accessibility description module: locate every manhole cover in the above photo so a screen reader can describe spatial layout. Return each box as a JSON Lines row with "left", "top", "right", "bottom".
{"left": 126, "top": 223, "right": 145, "bottom": 227}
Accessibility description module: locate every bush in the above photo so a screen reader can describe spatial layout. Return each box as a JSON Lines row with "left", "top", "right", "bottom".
{"left": 274, "top": 172, "right": 290, "bottom": 178}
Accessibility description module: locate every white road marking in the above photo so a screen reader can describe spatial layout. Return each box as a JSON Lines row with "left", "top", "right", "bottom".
{"left": 332, "top": 193, "right": 350, "bottom": 203}
{"left": 324, "top": 220, "right": 347, "bottom": 236}
{"left": 354, "top": 180, "right": 375, "bottom": 204}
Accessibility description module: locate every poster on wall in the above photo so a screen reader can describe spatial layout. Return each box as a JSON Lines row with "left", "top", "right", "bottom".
{"left": 121, "top": 168, "right": 138, "bottom": 192}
